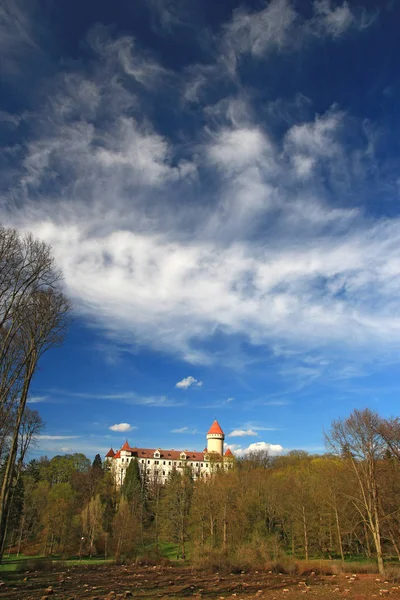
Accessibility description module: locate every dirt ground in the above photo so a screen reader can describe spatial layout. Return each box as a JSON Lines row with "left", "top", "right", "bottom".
{"left": 1, "top": 564, "right": 400, "bottom": 600}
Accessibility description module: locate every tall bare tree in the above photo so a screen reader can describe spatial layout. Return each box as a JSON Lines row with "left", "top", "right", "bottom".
{"left": 0, "top": 225, "right": 70, "bottom": 561}
{"left": 326, "top": 409, "right": 386, "bottom": 575}
{"left": 0, "top": 408, "right": 44, "bottom": 554}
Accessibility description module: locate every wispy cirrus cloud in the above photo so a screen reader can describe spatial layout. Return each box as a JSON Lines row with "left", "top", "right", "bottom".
{"left": 0, "top": 0, "right": 42, "bottom": 76}
{"left": 27, "top": 395, "right": 48, "bottom": 404}
{"left": 46, "top": 389, "right": 184, "bottom": 407}
{"left": 37, "top": 435, "right": 80, "bottom": 440}
{"left": 0, "top": 1, "right": 396, "bottom": 388}
{"left": 220, "top": 0, "right": 373, "bottom": 76}
{"left": 171, "top": 426, "right": 198, "bottom": 434}
{"left": 171, "top": 426, "right": 188, "bottom": 433}
{"left": 228, "top": 429, "right": 258, "bottom": 437}
{"left": 264, "top": 401, "right": 290, "bottom": 406}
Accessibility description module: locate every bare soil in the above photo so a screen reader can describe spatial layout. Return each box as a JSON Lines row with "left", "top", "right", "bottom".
{"left": 1, "top": 564, "right": 400, "bottom": 600}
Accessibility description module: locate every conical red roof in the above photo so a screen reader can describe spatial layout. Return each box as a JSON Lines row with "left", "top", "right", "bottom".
{"left": 224, "top": 448, "right": 233, "bottom": 457}
{"left": 106, "top": 448, "right": 115, "bottom": 458}
{"left": 121, "top": 440, "right": 131, "bottom": 451}
{"left": 207, "top": 420, "right": 224, "bottom": 435}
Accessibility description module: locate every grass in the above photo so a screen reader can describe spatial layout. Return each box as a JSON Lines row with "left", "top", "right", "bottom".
{"left": 0, "top": 554, "right": 114, "bottom": 573}
{"left": 157, "top": 541, "right": 180, "bottom": 561}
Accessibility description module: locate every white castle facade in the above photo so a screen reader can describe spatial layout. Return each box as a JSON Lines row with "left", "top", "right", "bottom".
{"left": 105, "top": 420, "right": 233, "bottom": 486}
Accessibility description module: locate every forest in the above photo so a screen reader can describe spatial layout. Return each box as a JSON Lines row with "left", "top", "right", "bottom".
{"left": 2, "top": 408, "right": 400, "bottom": 578}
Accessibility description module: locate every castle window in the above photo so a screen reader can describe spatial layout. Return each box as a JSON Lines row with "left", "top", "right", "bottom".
{"left": 147, "top": 460, "right": 150, "bottom": 464}
{"left": 141, "top": 460, "right": 144, "bottom": 463}
{"left": 201, "top": 463, "right": 203, "bottom": 467}
{"left": 163, "top": 461, "right": 166, "bottom": 465}
{"left": 147, "top": 469, "right": 150, "bottom": 474}
{"left": 163, "top": 471, "right": 165, "bottom": 476}
{"left": 155, "top": 460, "right": 159, "bottom": 465}
{"left": 196, "top": 463, "right": 198, "bottom": 466}
{"left": 169, "top": 461, "right": 171, "bottom": 466}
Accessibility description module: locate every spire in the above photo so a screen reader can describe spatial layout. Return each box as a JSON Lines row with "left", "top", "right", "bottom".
{"left": 106, "top": 448, "right": 115, "bottom": 458}
{"left": 207, "top": 420, "right": 224, "bottom": 435}
{"left": 224, "top": 448, "right": 233, "bottom": 457}
{"left": 121, "top": 440, "right": 131, "bottom": 451}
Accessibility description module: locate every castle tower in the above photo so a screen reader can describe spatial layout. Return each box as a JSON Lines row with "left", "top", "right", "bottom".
{"left": 207, "top": 420, "right": 224, "bottom": 456}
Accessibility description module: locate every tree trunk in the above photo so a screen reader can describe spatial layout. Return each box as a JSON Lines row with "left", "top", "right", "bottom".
{"left": 334, "top": 507, "right": 344, "bottom": 562}
{"left": 17, "top": 514, "right": 25, "bottom": 557}
{"left": 302, "top": 505, "right": 309, "bottom": 561}
{"left": 371, "top": 499, "right": 385, "bottom": 576}
{"left": 210, "top": 514, "right": 215, "bottom": 547}
{"left": 222, "top": 503, "right": 227, "bottom": 552}
{"left": 388, "top": 527, "right": 400, "bottom": 561}
{"left": 0, "top": 358, "right": 35, "bottom": 562}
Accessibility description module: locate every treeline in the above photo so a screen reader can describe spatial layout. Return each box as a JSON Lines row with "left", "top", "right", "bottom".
{"left": 3, "top": 409, "right": 400, "bottom": 576}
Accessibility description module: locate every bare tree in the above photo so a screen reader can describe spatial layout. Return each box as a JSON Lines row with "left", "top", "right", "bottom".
{"left": 1, "top": 408, "right": 44, "bottom": 553}
{"left": 377, "top": 417, "right": 400, "bottom": 462}
{"left": 17, "top": 408, "right": 44, "bottom": 472}
{"left": 0, "top": 226, "right": 70, "bottom": 561}
{"left": 326, "top": 409, "right": 386, "bottom": 575}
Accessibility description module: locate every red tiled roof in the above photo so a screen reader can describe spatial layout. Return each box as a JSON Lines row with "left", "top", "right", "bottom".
{"left": 106, "top": 448, "right": 115, "bottom": 458}
{"left": 111, "top": 446, "right": 206, "bottom": 461}
{"left": 121, "top": 440, "right": 131, "bottom": 451}
{"left": 224, "top": 448, "right": 233, "bottom": 457}
{"left": 207, "top": 420, "right": 224, "bottom": 435}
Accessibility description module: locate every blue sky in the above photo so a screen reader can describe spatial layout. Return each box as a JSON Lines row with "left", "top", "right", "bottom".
{"left": 2, "top": 0, "right": 400, "bottom": 460}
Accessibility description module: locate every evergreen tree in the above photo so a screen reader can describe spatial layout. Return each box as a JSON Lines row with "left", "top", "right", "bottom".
{"left": 92, "top": 454, "right": 103, "bottom": 472}
{"left": 160, "top": 468, "right": 193, "bottom": 559}
{"left": 121, "top": 458, "right": 147, "bottom": 546}
{"left": 121, "top": 459, "right": 141, "bottom": 504}
{"left": 89, "top": 454, "right": 104, "bottom": 497}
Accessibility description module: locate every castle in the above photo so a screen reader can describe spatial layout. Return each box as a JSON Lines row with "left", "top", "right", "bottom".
{"left": 105, "top": 420, "right": 234, "bottom": 485}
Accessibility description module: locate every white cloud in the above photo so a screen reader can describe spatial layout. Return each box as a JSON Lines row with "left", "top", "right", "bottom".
{"left": 232, "top": 441, "right": 285, "bottom": 457}
{"left": 48, "top": 390, "right": 184, "bottom": 407}
{"left": 1, "top": 21, "right": 397, "bottom": 380}
{"left": 228, "top": 429, "right": 258, "bottom": 437}
{"left": 175, "top": 376, "right": 203, "bottom": 389}
{"left": 88, "top": 28, "right": 171, "bottom": 89}
{"left": 222, "top": 0, "right": 297, "bottom": 73}
{"left": 27, "top": 395, "right": 48, "bottom": 404}
{"left": 109, "top": 423, "right": 134, "bottom": 432}
{"left": 220, "top": 0, "right": 369, "bottom": 77}
{"left": 312, "top": 0, "right": 354, "bottom": 38}
{"left": 0, "top": 0, "right": 41, "bottom": 75}
{"left": 171, "top": 427, "right": 188, "bottom": 433}
{"left": 147, "top": 0, "right": 190, "bottom": 33}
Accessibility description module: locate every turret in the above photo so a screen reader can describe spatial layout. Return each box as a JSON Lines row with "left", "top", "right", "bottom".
{"left": 206, "top": 420, "right": 224, "bottom": 456}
